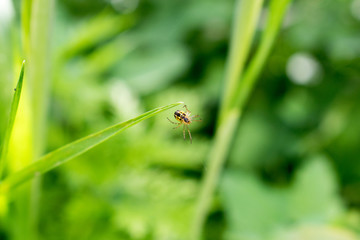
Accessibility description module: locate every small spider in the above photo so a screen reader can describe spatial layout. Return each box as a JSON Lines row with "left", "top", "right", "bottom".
{"left": 167, "top": 105, "right": 201, "bottom": 143}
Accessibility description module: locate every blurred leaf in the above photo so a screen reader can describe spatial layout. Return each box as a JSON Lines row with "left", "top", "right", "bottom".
{"left": 221, "top": 154, "right": 345, "bottom": 239}
{"left": 288, "top": 0, "right": 360, "bottom": 60}
{"left": 0, "top": 102, "right": 183, "bottom": 193}
{"left": 84, "top": 35, "right": 137, "bottom": 77}
{"left": 116, "top": 44, "right": 190, "bottom": 94}
{"left": 229, "top": 112, "right": 278, "bottom": 168}
{"left": 111, "top": 168, "right": 196, "bottom": 240}
{"left": 57, "top": 13, "right": 136, "bottom": 61}
{"left": 229, "top": 111, "right": 296, "bottom": 171}
{"left": 289, "top": 155, "right": 344, "bottom": 222}
{"left": 277, "top": 88, "right": 316, "bottom": 129}
{"left": 221, "top": 170, "right": 287, "bottom": 238}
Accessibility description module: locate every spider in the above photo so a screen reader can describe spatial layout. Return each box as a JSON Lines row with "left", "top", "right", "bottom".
{"left": 167, "top": 105, "right": 201, "bottom": 143}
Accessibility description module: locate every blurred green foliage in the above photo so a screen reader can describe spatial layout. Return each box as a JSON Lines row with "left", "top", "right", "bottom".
{"left": 0, "top": 0, "right": 360, "bottom": 239}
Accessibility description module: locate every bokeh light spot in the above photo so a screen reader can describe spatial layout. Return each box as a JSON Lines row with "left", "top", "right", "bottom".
{"left": 286, "top": 52, "right": 322, "bottom": 85}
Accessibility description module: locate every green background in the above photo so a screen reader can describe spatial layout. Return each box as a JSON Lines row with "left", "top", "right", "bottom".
{"left": 0, "top": 0, "right": 360, "bottom": 239}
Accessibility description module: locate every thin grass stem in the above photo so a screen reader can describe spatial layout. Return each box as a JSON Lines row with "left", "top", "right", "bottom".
{"left": 218, "top": 0, "right": 264, "bottom": 125}
{"left": 191, "top": 1, "right": 264, "bottom": 239}
{"left": 10, "top": 1, "right": 55, "bottom": 239}
{"left": 191, "top": 0, "right": 291, "bottom": 239}
{"left": 233, "top": 0, "right": 292, "bottom": 110}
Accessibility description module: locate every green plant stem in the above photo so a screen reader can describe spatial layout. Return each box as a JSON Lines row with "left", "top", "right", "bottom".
{"left": 0, "top": 102, "right": 183, "bottom": 195}
{"left": 11, "top": 1, "right": 55, "bottom": 239}
{"left": 191, "top": 0, "right": 291, "bottom": 239}
{"left": 21, "top": 0, "right": 32, "bottom": 55}
{"left": 191, "top": 1, "right": 264, "bottom": 239}
{"left": 29, "top": 0, "right": 54, "bottom": 159}
{"left": 219, "top": 0, "right": 264, "bottom": 125}
{"left": 191, "top": 109, "right": 240, "bottom": 240}
{"left": 0, "top": 61, "right": 25, "bottom": 180}
{"left": 232, "top": 0, "right": 291, "bottom": 110}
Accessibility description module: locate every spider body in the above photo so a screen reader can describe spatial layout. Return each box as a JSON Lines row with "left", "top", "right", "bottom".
{"left": 167, "top": 105, "right": 201, "bottom": 143}
{"left": 174, "top": 110, "right": 190, "bottom": 123}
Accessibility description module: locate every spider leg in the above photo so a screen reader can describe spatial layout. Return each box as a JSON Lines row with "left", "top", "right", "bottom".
{"left": 183, "top": 105, "right": 191, "bottom": 114}
{"left": 182, "top": 125, "right": 186, "bottom": 140}
{"left": 173, "top": 123, "right": 182, "bottom": 129}
{"left": 167, "top": 117, "right": 178, "bottom": 125}
{"left": 191, "top": 115, "right": 202, "bottom": 121}
{"left": 186, "top": 125, "right": 192, "bottom": 144}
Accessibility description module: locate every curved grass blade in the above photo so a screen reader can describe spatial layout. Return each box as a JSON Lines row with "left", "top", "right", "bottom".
{"left": 0, "top": 60, "right": 26, "bottom": 180}
{"left": 191, "top": 0, "right": 291, "bottom": 239}
{"left": 232, "top": 0, "right": 291, "bottom": 110}
{"left": 0, "top": 101, "right": 183, "bottom": 194}
{"left": 218, "top": 0, "right": 264, "bottom": 125}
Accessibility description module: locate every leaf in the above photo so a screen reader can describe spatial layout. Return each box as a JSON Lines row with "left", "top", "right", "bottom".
{"left": 220, "top": 155, "right": 345, "bottom": 240}
{"left": 289, "top": 154, "right": 344, "bottom": 222}
{"left": 221, "top": 170, "right": 287, "bottom": 238}
{"left": 0, "top": 60, "right": 25, "bottom": 179}
{"left": 116, "top": 44, "right": 190, "bottom": 95}
{"left": 0, "top": 101, "right": 183, "bottom": 194}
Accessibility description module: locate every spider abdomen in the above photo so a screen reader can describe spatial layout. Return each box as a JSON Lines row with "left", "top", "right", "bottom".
{"left": 174, "top": 110, "right": 190, "bottom": 124}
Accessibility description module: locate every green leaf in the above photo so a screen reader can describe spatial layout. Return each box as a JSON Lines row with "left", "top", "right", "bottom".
{"left": 221, "top": 170, "right": 287, "bottom": 239}
{"left": 0, "top": 101, "right": 183, "bottom": 194}
{"left": 220, "top": 155, "right": 345, "bottom": 239}
{"left": 0, "top": 60, "right": 26, "bottom": 180}
{"left": 289, "top": 154, "right": 344, "bottom": 222}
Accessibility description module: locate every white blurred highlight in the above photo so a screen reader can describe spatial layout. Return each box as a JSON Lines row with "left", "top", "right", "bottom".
{"left": 0, "top": 0, "right": 14, "bottom": 25}
{"left": 286, "top": 53, "right": 322, "bottom": 85}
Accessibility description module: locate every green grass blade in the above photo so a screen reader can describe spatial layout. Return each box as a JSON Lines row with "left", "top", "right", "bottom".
{"left": 190, "top": 0, "right": 264, "bottom": 239}
{"left": 233, "top": 0, "right": 291, "bottom": 109}
{"left": 218, "top": 0, "right": 264, "bottom": 125}
{"left": 21, "top": 0, "right": 32, "bottom": 55}
{"left": 0, "top": 61, "right": 26, "bottom": 180}
{"left": 0, "top": 101, "right": 183, "bottom": 194}
{"left": 191, "top": 0, "right": 291, "bottom": 239}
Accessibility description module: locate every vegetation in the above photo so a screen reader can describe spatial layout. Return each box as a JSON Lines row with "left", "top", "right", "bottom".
{"left": 0, "top": 0, "right": 359, "bottom": 239}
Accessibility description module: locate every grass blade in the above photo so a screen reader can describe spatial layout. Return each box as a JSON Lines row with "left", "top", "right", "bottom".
{"left": 218, "top": 0, "right": 264, "bottom": 124}
{"left": 0, "top": 61, "right": 26, "bottom": 180}
{"left": 0, "top": 101, "right": 183, "bottom": 194}
{"left": 233, "top": 0, "right": 292, "bottom": 109}
{"left": 190, "top": 1, "right": 264, "bottom": 239}
{"left": 191, "top": 0, "right": 291, "bottom": 239}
